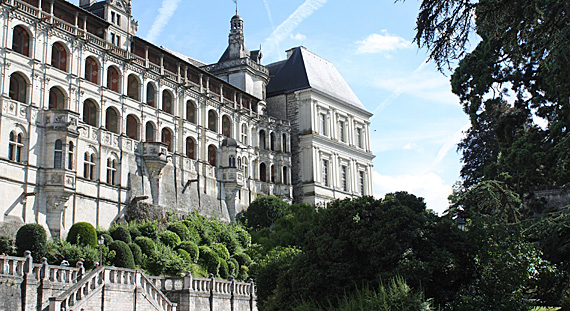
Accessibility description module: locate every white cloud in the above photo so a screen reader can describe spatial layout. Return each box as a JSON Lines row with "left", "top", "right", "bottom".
{"left": 373, "top": 170, "right": 452, "bottom": 215}
{"left": 402, "top": 142, "right": 423, "bottom": 153}
{"left": 146, "top": 0, "right": 181, "bottom": 43}
{"left": 355, "top": 30, "right": 412, "bottom": 55}
{"left": 290, "top": 33, "right": 307, "bottom": 41}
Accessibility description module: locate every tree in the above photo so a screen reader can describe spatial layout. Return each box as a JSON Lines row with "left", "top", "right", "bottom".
{"left": 240, "top": 195, "right": 290, "bottom": 231}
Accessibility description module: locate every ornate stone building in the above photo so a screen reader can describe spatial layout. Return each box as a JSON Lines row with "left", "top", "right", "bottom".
{"left": 0, "top": 0, "right": 373, "bottom": 237}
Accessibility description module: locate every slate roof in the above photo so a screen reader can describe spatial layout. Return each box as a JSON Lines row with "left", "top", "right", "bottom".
{"left": 161, "top": 47, "right": 207, "bottom": 68}
{"left": 266, "top": 47, "right": 368, "bottom": 112}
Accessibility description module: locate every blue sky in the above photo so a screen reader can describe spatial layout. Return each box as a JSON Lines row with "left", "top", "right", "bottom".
{"left": 73, "top": 0, "right": 470, "bottom": 214}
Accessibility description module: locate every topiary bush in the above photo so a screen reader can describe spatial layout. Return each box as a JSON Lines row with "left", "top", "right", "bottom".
{"left": 134, "top": 236, "right": 156, "bottom": 255}
{"left": 199, "top": 246, "right": 220, "bottom": 276}
{"left": 219, "top": 259, "right": 229, "bottom": 279}
{"left": 67, "top": 222, "right": 97, "bottom": 247}
{"left": 176, "top": 241, "right": 199, "bottom": 263}
{"left": 233, "top": 252, "right": 252, "bottom": 267}
{"left": 0, "top": 235, "right": 13, "bottom": 255}
{"left": 242, "top": 195, "right": 290, "bottom": 230}
{"left": 217, "top": 228, "right": 241, "bottom": 256}
{"left": 110, "top": 226, "right": 132, "bottom": 244}
{"left": 101, "top": 233, "right": 113, "bottom": 245}
{"left": 233, "top": 225, "right": 252, "bottom": 249}
{"left": 159, "top": 230, "right": 181, "bottom": 248}
{"left": 108, "top": 240, "right": 135, "bottom": 269}
{"left": 137, "top": 221, "right": 159, "bottom": 239}
{"left": 128, "top": 226, "right": 141, "bottom": 240}
{"left": 145, "top": 244, "right": 190, "bottom": 276}
{"left": 211, "top": 242, "right": 230, "bottom": 260}
{"left": 238, "top": 265, "right": 249, "bottom": 281}
{"left": 16, "top": 223, "right": 47, "bottom": 258}
{"left": 227, "top": 258, "right": 239, "bottom": 277}
{"left": 180, "top": 220, "right": 202, "bottom": 244}
{"left": 176, "top": 248, "right": 191, "bottom": 262}
{"left": 167, "top": 222, "right": 190, "bottom": 241}
{"left": 129, "top": 243, "right": 143, "bottom": 266}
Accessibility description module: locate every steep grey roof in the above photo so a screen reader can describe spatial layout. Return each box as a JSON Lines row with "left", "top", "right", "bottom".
{"left": 161, "top": 47, "right": 207, "bottom": 68}
{"left": 221, "top": 137, "right": 238, "bottom": 147}
{"left": 267, "top": 47, "right": 367, "bottom": 112}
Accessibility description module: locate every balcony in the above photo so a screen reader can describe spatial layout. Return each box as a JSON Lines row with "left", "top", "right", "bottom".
{"left": 45, "top": 109, "right": 79, "bottom": 135}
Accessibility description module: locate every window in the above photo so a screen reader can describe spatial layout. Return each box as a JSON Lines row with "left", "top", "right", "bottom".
{"left": 270, "top": 165, "right": 275, "bottom": 183}
{"left": 116, "top": 35, "right": 121, "bottom": 46}
{"left": 241, "top": 124, "right": 248, "bottom": 144}
{"left": 161, "top": 128, "right": 173, "bottom": 152}
{"left": 222, "top": 115, "right": 231, "bottom": 137}
{"left": 259, "top": 162, "right": 267, "bottom": 182}
{"left": 12, "top": 26, "right": 30, "bottom": 57}
{"left": 67, "top": 142, "right": 74, "bottom": 170}
{"left": 105, "top": 107, "right": 119, "bottom": 133}
{"left": 320, "top": 113, "right": 327, "bottom": 135}
{"left": 229, "top": 155, "right": 236, "bottom": 168}
{"left": 322, "top": 159, "right": 329, "bottom": 187}
{"left": 242, "top": 157, "right": 248, "bottom": 178}
{"left": 126, "top": 115, "right": 139, "bottom": 140}
{"left": 54, "top": 140, "right": 63, "bottom": 169}
{"left": 127, "top": 75, "right": 139, "bottom": 100}
{"left": 341, "top": 166, "right": 347, "bottom": 192}
{"left": 186, "top": 101, "right": 196, "bottom": 123}
{"left": 107, "top": 66, "right": 120, "bottom": 92}
{"left": 270, "top": 132, "right": 276, "bottom": 151}
{"left": 339, "top": 121, "right": 345, "bottom": 143}
{"left": 145, "top": 122, "right": 155, "bottom": 142}
{"left": 282, "top": 166, "right": 288, "bottom": 184}
{"left": 51, "top": 43, "right": 67, "bottom": 72}
{"left": 259, "top": 130, "right": 266, "bottom": 149}
{"left": 107, "top": 158, "right": 117, "bottom": 185}
{"left": 208, "top": 110, "right": 217, "bottom": 132}
{"left": 116, "top": 14, "right": 121, "bottom": 26}
{"left": 111, "top": 12, "right": 115, "bottom": 23}
{"left": 84, "top": 152, "right": 96, "bottom": 180}
{"left": 85, "top": 57, "right": 99, "bottom": 84}
{"left": 282, "top": 134, "right": 287, "bottom": 152}
{"left": 208, "top": 145, "right": 217, "bottom": 166}
{"left": 359, "top": 171, "right": 365, "bottom": 195}
{"left": 162, "top": 91, "right": 173, "bottom": 114}
{"left": 146, "top": 83, "right": 155, "bottom": 107}
{"left": 110, "top": 33, "right": 115, "bottom": 45}
{"left": 9, "top": 73, "right": 27, "bottom": 103}
{"left": 49, "top": 87, "right": 65, "bottom": 109}
{"left": 356, "top": 128, "right": 362, "bottom": 148}
{"left": 8, "top": 131, "right": 23, "bottom": 163}
{"left": 83, "top": 100, "right": 98, "bottom": 127}
{"left": 186, "top": 137, "right": 196, "bottom": 160}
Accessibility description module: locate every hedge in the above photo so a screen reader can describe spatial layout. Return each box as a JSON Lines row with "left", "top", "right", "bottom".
{"left": 110, "top": 226, "right": 132, "bottom": 244}
{"left": 134, "top": 236, "right": 156, "bottom": 255}
{"left": 16, "top": 224, "right": 47, "bottom": 258}
{"left": 67, "top": 222, "right": 97, "bottom": 247}
{"left": 176, "top": 241, "right": 199, "bottom": 263}
{"left": 108, "top": 240, "right": 135, "bottom": 269}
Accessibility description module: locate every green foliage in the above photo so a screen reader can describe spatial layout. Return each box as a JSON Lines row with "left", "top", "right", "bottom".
{"left": 238, "top": 265, "right": 249, "bottom": 282}
{"left": 0, "top": 235, "right": 13, "bottom": 255}
{"left": 159, "top": 230, "right": 181, "bottom": 248}
{"left": 227, "top": 258, "right": 238, "bottom": 277}
{"left": 199, "top": 246, "right": 220, "bottom": 276}
{"left": 110, "top": 226, "right": 132, "bottom": 244}
{"left": 233, "top": 225, "right": 252, "bottom": 249}
{"left": 100, "top": 233, "right": 113, "bottom": 245}
{"left": 184, "top": 213, "right": 214, "bottom": 245}
{"left": 134, "top": 236, "right": 156, "bottom": 255}
{"left": 15, "top": 223, "right": 47, "bottom": 258}
{"left": 167, "top": 222, "right": 190, "bottom": 241}
{"left": 128, "top": 243, "right": 143, "bottom": 266}
{"left": 44, "top": 240, "right": 99, "bottom": 270}
{"left": 136, "top": 221, "right": 159, "bottom": 239}
{"left": 128, "top": 226, "right": 141, "bottom": 240}
{"left": 232, "top": 252, "right": 252, "bottom": 267}
{"left": 67, "top": 222, "right": 98, "bottom": 248}
{"left": 176, "top": 241, "right": 199, "bottom": 263}
{"left": 219, "top": 259, "right": 229, "bottom": 279}
{"left": 211, "top": 242, "right": 230, "bottom": 260}
{"left": 176, "top": 248, "right": 191, "bottom": 262}
{"left": 180, "top": 220, "right": 202, "bottom": 244}
{"left": 241, "top": 195, "right": 290, "bottom": 230}
{"left": 108, "top": 240, "right": 135, "bottom": 269}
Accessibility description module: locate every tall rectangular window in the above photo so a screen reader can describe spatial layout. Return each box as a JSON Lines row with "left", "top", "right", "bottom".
{"left": 320, "top": 113, "right": 327, "bottom": 135}
{"left": 341, "top": 166, "right": 347, "bottom": 192}
{"left": 322, "top": 159, "right": 329, "bottom": 187}
{"left": 339, "top": 121, "right": 345, "bottom": 142}
{"left": 359, "top": 171, "right": 365, "bottom": 195}
{"left": 356, "top": 128, "right": 362, "bottom": 148}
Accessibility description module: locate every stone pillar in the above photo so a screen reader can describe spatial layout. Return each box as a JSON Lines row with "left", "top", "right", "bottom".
{"left": 22, "top": 251, "right": 38, "bottom": 311}
{"left": 209, "top": 274, "right": 215, "bottom": 311}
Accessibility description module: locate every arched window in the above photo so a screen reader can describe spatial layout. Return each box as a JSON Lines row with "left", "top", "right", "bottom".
{"left": 208, "top": 110, "right": 217, "bottom": 132}
{"left": 260, "top": 162, "right": 267, "bottom": 182}
{"left": 162, "top": 90, "right": 173, "bottom": 114}
{"left": 107, "top": 158, "right": 117, "bottom": 185}
{"left": 67, "top": 142, "right": 74, "bottom": 170}
{"left": 84, "top": 152, "right": 96, "bottom": 180}
{"left": 241, "top": 124, "right": 248, "bottom": 144}
{"left": 270, "top": 132, "right": 276, "bottom": 151}
{"left": 51, "top": 42, "right": 67, "bottom": 72}
{"left": 127, "top": 74, "right": 140, "bottom": 100}
{"left": 222, "top": 115, "right": 231, "bottom": 137}
{"left": 54, "top": 139, "right": 63, "bottom": 169}
{"left": 186, "top": 101, "right": 196, "bottom": 123}
{"left": 126, "top": 115, "right": 139, "bottom": 140}
{"left": 146, "top": 83, "right": 155, "bottom": 107}
{"left": 161, "top": 128, "right": 173, "bottom": 152}
{"left": 145, "top": 122, "right": 155, "bottom": 142}
{"left": 271, "top": 164, "right": 275, "bottom": 183}
{"left": 8, "top": 131, "right": 23, "bottom": 163}
{"left": 85, "top": 57, "right": 99, "bottom": 84}
{"left": 282, "top": 133, "right": 287, "bottom": 152}
{"left": 208, "top": 145, "right": 217, "bottom": 166}
{"left": 48, "top": 87, "right": 65, "bottom": 109}
{"left": 83, "top": 100, "right": 98, "bottom": 127}
{"left": 12, "top": 26, "right": 30, "bottom": 57}
{"left": 107, "top": 66, "right": 120, "bottom": 92}
{"left": 282, "top": 166, "right": 288, "bottom": 184}
{"left": 186, "top": 137, "right": 196, "bottom": 160}
{"left": 105, "top": 107, "right": 119, "bottom": 133}
{"left": 259, "top": 130, "right": 266, "bottom": 150}
{"left": 9, "top": 73, "right": 27, "bottom": 103}
{"left": 242, "top": 157, "right": 248, "bottom": 178}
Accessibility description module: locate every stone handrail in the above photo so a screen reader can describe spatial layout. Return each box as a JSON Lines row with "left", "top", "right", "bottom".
{"left": 139, "top": 271, "right": 177, "bottom": 311}
{"left": 0, "top": 255, "right": 25, "bottom": 276}
{"left": 49, "top": 265, "right": 104, "bottom": 311}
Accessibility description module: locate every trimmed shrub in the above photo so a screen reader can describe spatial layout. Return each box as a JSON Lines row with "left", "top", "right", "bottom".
{"left": 137, "top": 221, "right": 159, "bottom": 239}
{"left": 228, "top": 258, "right": 239, "bottom": 277}
{"left": 233, "top": 252, "right": 252, "bottom": 267}
{"left": 129, "top": 226, "right": 141, "bottom": 240}
{"left": 108, "top": 240, "right": 135, "bottom": 269}
{"left": 176, "top": 248, "right": 191, "bottom": 262}
{"left": 16, "top": 224, "right": 47, "bottom": 258}
{"left": 211, "top": 242, "right": 230, "bottom": 260}
{"left": 0, "top": 236, "right": 13, "bottom": 255}
{"left": 129, "top": 243, "right": 143, "bottom": 266}
{"left": 180, "top": 220, "right": 203, "bottom": 244}
{"left": 176, "top": 241, "right": 199, "bottom": 263}
{"left": 145, "top": 244, "right": 190, "bottom": 276}
{"left": 101, "top": 233, "right": 113, "bottom": 245}
{"left": 159, "top": 230, "right": 181, "bottom": 248}
{"left": 242, "top": 195, "right": 289, "bottom": 230}
{"left": 199, "top": 246, "right": 220, "bottom": 276}
{"left": 67, "top": 222, "right": 97, "bottom": 247}
{"left": 134, "top": 236, "right": 156, "bottom": 255}
{"left": 238, "top": 265, "right": 249, "bottom": 281}
{"left": 44, "top": 240, "right": 99, "bottom": 270}
{"left": 218, "top": 228, "right": 241, "bottom": 255}
{"left": 167, "top": 222, "right": 190, "bottom": 241}
{"left": 110, "top": 226, "right": 132, "bottom": 244}
{"left": 233, "top": 225, "right": 252, "bottom": 249}
{"left": 219, "top": 259, "right": 229, "bottom": 279}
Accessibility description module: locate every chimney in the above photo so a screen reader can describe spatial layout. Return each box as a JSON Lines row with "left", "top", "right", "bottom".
{"left": 285, "top": 47, "right": 297, "bottom": 59}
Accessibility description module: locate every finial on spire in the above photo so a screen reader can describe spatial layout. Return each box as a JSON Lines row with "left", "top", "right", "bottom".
{"left": 233, "top": 0, "right": 238, "bottom": 15}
